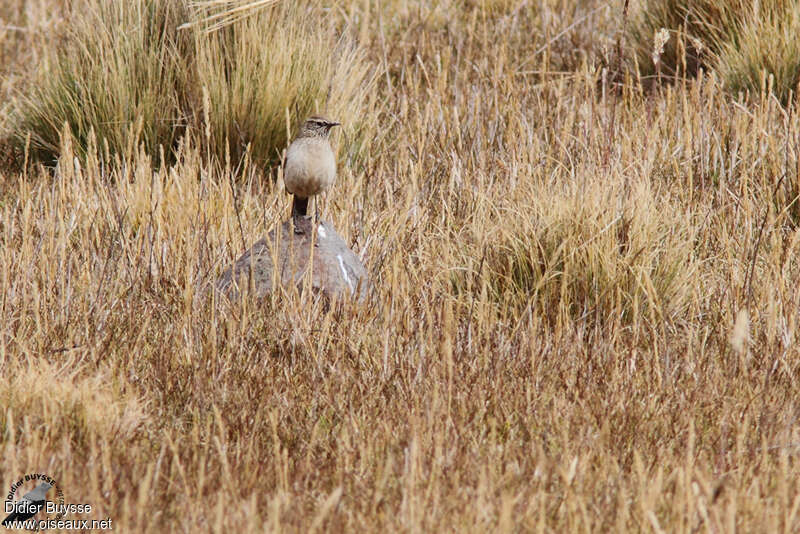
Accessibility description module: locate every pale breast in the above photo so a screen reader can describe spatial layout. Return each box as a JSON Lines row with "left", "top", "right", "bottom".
{"left": 284, "top": 138, "right": 336, "bottom": 197}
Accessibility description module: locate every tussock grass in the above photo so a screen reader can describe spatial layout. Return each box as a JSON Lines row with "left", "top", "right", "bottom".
{"left": 629, "top": 0, "right": 800, "bottom": 102}
{"left": 628, "top": 0, "right": 731, "bottom": 78}
{"left": 5, "top": 0, "right": 373, "bottom": 167}
{"left": 716, "top": 3, "right": 800, "bottom": 104}
{"left": 0, "top": 360, "right": 147, "bottom": 447}
{"left": 8, "top": 0, "right": 192, "bottom": 163}
{"left": 2, "top": 0, "right": 800, "bottom": 532}
{"left": 195, "top": 2, "right": 375, "bottom": 167}
{"left": 473, "top": 178, "right": 695, "bottom": 329}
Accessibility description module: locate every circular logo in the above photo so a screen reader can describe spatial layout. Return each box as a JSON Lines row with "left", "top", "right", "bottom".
{"left": 3, "top": 473, "right": 65, "bottom": 531}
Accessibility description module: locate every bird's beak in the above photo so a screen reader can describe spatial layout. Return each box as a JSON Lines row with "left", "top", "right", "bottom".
{"left": 329, "top": 121, "right": 341, "bottom": 127}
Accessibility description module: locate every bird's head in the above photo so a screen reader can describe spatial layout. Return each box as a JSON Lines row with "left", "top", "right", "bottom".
{"left": 299, "top": 115, "right": 340, "bottom": 138}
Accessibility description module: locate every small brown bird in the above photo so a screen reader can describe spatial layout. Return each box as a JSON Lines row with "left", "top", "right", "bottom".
{"left": 283, "top": 115, "right": 340, "bottom": 221}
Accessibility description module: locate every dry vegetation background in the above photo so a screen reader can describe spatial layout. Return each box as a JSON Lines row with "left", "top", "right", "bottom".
{"left": 2, "top": 0, "right": 800, "bottom": 531}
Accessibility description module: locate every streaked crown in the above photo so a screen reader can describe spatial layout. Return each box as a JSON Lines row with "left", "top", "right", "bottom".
{"left": 298, "top": 115, "right": 340, "bottom": 138}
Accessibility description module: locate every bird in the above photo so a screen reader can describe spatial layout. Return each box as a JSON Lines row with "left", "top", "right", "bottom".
{"left": 283, "top": 115, "right": 340, "bottom": 225}
{"left": 2, "top": 482, "right": 52, "bottom": 525}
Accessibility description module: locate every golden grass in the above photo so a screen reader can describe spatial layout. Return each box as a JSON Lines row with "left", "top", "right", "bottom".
{"left": 629, "top": 0, "right": 800, "bottom": 102}
{"left": 3, "top": 0, "right": 374, "bottom": 167}
{"left": 715, "top": 3, "right": 800, "bottom": 104}
{"left": 195, "top": 2, "right": 376, "bottom": 167}
{"left": 2, "top": 0, "right": 800, "bottom": 531}
{"left": 5, "top": 0, "right": 192, "bottom": 162}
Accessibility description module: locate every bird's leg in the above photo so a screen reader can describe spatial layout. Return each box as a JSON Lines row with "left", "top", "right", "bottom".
{"left": 292, "top": 196, "right": 308, "bottom": 234}
{"left": 292, "top": 195, "right": 308, "bottom": 218}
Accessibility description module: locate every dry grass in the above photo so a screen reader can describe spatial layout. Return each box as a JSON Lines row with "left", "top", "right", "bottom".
{"left": 629, "top": 0, "right": 800, "bottom": 103}
{"left": 3, "top": 0, "right": 373, "bottom": 167}
{"left": 715, "top": 2, "right": 800, "bottom": 104}
{"left": 2, "top": 0, "right": 800, "bottom": 532}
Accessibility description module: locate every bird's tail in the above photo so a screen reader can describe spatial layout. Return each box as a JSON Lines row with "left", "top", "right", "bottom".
{"left": 292, "top": 196, "right": 309, "bottom": 217}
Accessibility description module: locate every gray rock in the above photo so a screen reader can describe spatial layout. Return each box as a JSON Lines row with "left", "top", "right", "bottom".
{"left": 215, "top": 216, "right": 369, "bottom": 302}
